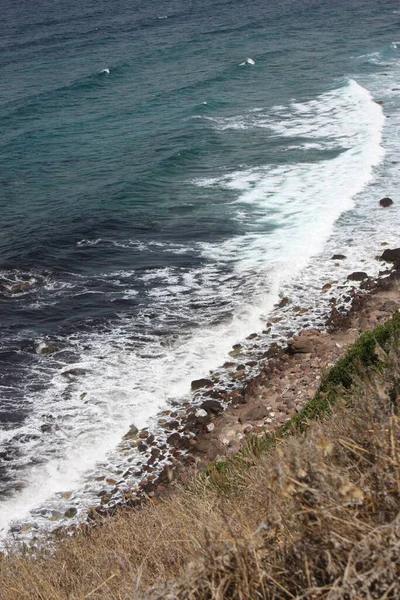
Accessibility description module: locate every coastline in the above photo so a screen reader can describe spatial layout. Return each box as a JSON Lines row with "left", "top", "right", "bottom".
{"left": 70, "top": 241, "right": 400, "bottom": 528}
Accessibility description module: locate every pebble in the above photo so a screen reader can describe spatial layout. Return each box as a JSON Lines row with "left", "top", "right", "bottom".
{"left": 206, "top": 422, "right": 215, "bottom": 433}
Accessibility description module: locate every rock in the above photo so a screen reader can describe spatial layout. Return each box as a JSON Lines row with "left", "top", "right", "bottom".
{"left": 321, "top": 283, "right": 332, "bottom": 292}
{"left": 200, "top": 400, "right": 223, "bottom": 415}
{"left": 167, "top": 432, "right": 181, "bottom": 447}
{"left": 191, "top": 378, "right": 213, "bottom": 391}
{"left": 137, "top": 441, "right": 148, "bottom": 453}
{"left": 331, "top": 254, "right": 346, "bottom": 260}
{"left": 245, "top": 405, "right": 269, "bottom": 421}
{"left": 167, "top": 432, "right": 190, "bottom": 450}
{"left": 64, "top": 507, "right": 77, "bottom": 518}
{"left": 163, "top": 419, "right": 179, "bottom": 430}
{"left": 380, "top": 248, "right": 400, "bottom": 265}
{"left": 206, "top": 423, "right": 215, "bottom": 433}
{"left": 39, "top": 345, "right": 58, "bottom": 355}
{"left": 379, "top": 197, "right": 393, "bottom": 207}
{"left": 243, "top": 424, "right": 253, "bottom": 434}
{"left": 40, "top": 423, "right": 53, "bottom": 433}
{"left": 287, "top": 339, "right": 314, "bottom": 355}
{"left": 122, "top": 424, "right": 138, "bottom": 440}
{"left": 278, "top": 297, "right": 290, "bottom": 308}
{"left": 229, "top": 344, "right": 242, "bottom": 358}
{"left": 347, "top": 272, "right": 368, "bottom": 282}
{"left": 8, "top": 281, "right": 30, "bottom": 293}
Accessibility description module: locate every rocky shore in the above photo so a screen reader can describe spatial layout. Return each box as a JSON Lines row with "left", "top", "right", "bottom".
{"left": 71, "top": 243, "right": 400, "bottom": 528}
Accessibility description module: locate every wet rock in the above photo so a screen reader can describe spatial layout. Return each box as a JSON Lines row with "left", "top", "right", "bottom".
{"left": 137, "top": 441, "right": 148, "bottom": 453}
{"left": 167, "top": 432, "right": 190, "bottom": 450}
{"left": 331, "top": 254, "right": 346, "bottom": 260}
{"left": 229, "top": 344, "right": 242, "bottom": 358}
{"left": 347, "top": 272, "right": 368, "bottom": 282}
{"left": 380, "top": 248, "right": 400, "bottom": 265}
{"left": 200, "top": 399, "right": 223, "bottom": 415}
{"left": 61, "top": 368, "right": 86, "bottom": 377}
{"left": 322, "top": 283, "right": 332, "bottom": 292}
{"left": 191, "top": 378, "right": 213, "bottom": 391}
{"left": 8, "top": 281, "right": 30, "bottom": 293}
{"left": 278, "top": 297, "right": 290, "bottom": 308}
{"left": 164, "top": 419, "right": 179, "bottom": 431}
{"left": 246, "top": 333, "right": 258, "bottom": 340}
{"left": 64, "top": 507, "right": 77, "bottom": 518}
{"left": 379, "top": 197, "right": 393, "bottom": 207}
{"left": 40, "top": 423, "right": 53, "bottom": 433}
{"left": 122, "top": 424, "right": 138, "bottom": 440}
{"left": 39, "top": 345, "right": 58, "bottom": 355}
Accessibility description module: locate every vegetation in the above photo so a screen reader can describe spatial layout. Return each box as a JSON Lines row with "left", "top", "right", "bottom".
{"left": 1, "top": 313, "right": 400, "bottom": 599}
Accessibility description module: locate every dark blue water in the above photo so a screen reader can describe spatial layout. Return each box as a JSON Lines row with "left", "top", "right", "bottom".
{"left": 1, "top": 0, "right": 400, "bottom": 536}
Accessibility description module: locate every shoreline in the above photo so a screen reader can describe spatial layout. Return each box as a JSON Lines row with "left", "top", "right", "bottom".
{"left": 5, "top": 242, "right": 400, "bottom": 544}
{"left": 63, "top": 243, "right": 400, "bottom": 532}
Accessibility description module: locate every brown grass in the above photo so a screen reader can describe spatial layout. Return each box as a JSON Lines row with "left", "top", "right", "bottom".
{"left": 1, "top": 328, "right": 400, "bottom": 599}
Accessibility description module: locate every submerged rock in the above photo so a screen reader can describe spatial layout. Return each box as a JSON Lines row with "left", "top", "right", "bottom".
{"left": 64, "top": 507, "right": 77, "bottom": 518}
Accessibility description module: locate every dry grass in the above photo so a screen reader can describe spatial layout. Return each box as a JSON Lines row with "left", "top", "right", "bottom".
{"left": 1, "top": 321, "right": 400, "bottom": 599}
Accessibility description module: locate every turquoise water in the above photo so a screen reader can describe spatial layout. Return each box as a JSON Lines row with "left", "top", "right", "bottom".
{"left": 1, "top": 0, "right": 400, "bottom": 537}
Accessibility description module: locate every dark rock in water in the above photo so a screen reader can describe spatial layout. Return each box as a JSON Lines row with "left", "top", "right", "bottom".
{"left": 347, "top": 272, "right": 368, "bottom": 282}
{"left": 39, "top": 345, "right": 58, "bottom": 355}
{"left": 229, "top": 344, "right": 242, "bottom": 358}
{"left": 137, "top": 441, "right": 148, "bottom": 453}
{"left": 122, "top": 424, "right": 138, "bottom": 440}
{"left": 191, "top": 378, "right": 213, "bottom": 391}
{"left": 200, "top": 399, "right": 223, "bottom": 415}
{"left": 278, "top": 297, "right": 290, "bottom": 308}
{"left": 40, "top": 423, "right": 53, "bottom": 433}
{"left": 64, "top": 507, "right": 77, "bottom": 518}
{"left": 8, "top": 281, "right": 30, "bottom": 293}
{"left": 379, "top": 197, "right": 393, "bottom": 207}
{"left": 380, "top": 248, "right": 400, "bottom": 265}
{"left": 331, "top": 254, "right": 346, "bottom": 260}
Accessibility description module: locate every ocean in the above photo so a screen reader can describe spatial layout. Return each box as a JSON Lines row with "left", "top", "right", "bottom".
{"left": 0, "top": 0, "right": 399, "bottom": 540}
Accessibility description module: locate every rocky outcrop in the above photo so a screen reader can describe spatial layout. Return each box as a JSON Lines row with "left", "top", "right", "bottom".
{"left": 380, "top": 248, "right": 400, "bottom": 266}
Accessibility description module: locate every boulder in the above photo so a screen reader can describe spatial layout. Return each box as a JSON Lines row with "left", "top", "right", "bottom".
{"left": 379, "top": 197, "right": 393, "bottom": 208}
{"left": 200, "top": 399, "right": 223, "bottom": 415}
{"left": 380, "top": 248, "right": 400, "bottom": 265}
{"left": 245, "top": 405, "right": 269, "bottom": 421}
{"left": 347, "top": 272, "right": 368, "bottom": 282}
{"left": 191, "top": 378, "right": 213, "bottom": 391}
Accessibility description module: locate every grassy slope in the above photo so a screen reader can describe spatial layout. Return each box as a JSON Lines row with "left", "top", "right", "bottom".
{"left": 1, "top": 313, "right": 400, "bottom": 599}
